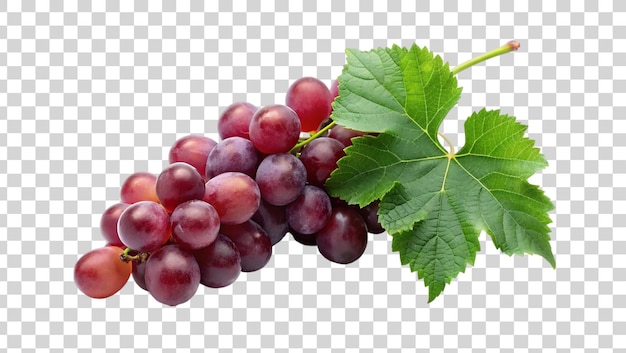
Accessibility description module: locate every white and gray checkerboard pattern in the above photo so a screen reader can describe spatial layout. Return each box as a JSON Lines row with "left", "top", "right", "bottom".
{"left": 1, "top": 1, "right": 623, "bottom": 352}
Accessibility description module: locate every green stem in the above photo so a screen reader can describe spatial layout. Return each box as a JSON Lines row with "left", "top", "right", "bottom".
{"left": 451, "top": 40, "right": 520, "bottom": 75}
{"left": 290, "top": 121, "right": 337, "bottom": 153}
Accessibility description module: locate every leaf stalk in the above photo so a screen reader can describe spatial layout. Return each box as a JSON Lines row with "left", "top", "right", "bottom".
{"left": 452, "top": 40, "right": 520, "bottom": 75}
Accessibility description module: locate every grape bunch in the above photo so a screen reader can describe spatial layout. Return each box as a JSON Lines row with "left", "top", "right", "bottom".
{"left": 74, "top": 77, "right": 385, "bottom": 306}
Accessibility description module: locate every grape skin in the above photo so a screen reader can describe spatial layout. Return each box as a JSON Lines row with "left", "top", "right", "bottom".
{"left": 218, "top": 102, "right": 257, "bottom": 140}
{"left": 120, "top": 172, "right": 159, "bottom": 204}
{"left": 203, "top": 172, "right": 261, "bottom": 225}
{"left": 74, "top": 246, "right": 132, "bottom": 299}
{"left": 170, "top": 200, "right": 220, "bottom": 250}
{"left": 299, "top": 137, "right": 346, "bottom": 187}
{"left": 252, "top": 199, "right": 289, "bottom": 246}
{"left": 144, "top": 244, "right": 201, "bottom": 306}
{"left": 205, "top": 136, "right": 259, "bottom": 179}
{"left": 248, "top": 104, "right": 301, "bottom": 154}
{"left": 194, "top": 234, "right": 241, "bottom": 288}
{"left": 286, "top": 185, "right": 332, "bottom": 234}
{"left": 285, "top": 77, "right": 333, "bottom": 132}
{"left": 169, "top": 134, "right": 217, "bottom": 180}
{"left": 316, "top": 207, "right": 368, "bottom": 264}
{"left": 117, "top": 201, "right": 171, "bottom": 253}
{"left": 255, "top": 153, "right": 307, "bottom": 206}
{"left": 100, "top": 202, "right": 129, "bottom": 247}
{"left": 156, "top": 162, "right": 206, "bottom": 212}
{"left": 220, "top": 220, "right": 272, "bottom": 272}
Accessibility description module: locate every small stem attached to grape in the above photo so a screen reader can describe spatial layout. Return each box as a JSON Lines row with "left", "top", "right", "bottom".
{"left": 119, "top": 247, "right": 150, "bottom": 263}
{"left": 451, "top": 40, "right": 520, "bottom": 75}
{"left": 290, "top": 120, "right": 337, "bottom": 153}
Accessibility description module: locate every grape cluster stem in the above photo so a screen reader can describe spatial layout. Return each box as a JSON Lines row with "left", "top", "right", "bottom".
{"left": 119, "top": 247, "right": 150, "bottom": 263}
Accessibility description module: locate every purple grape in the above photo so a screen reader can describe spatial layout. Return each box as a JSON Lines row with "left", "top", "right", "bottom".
{"left": 316, "top": 206, "right": 368, "bottom": 264}
{"left": 117, "top": 201, "right": 171, "bottom": 253}
{"left": 205, "top": 136, "right": 259, "bottom": 179}
{"left": 218, "top": 102, "right": 257, "bottom": 140}
{"left": 169, "top": 135, "right": 217, "bottom": 180}
{"left": 144, "top": 244, "right": 201, "bottom": 306}
{"left": 203, "top": 172, "right": 261, "bottom": 225}
{"left": 299, "top": 137, "right": 346, "bottom": 187}
{"left": 286, "top": 185, "right": 332, "bottom": 234}
{"left": 255, "top": 153, "right": 306, "bottom": 206}
{"left": 328, "top": 124, "right": 367, "bottom": 147}
{"left": 252, "top": 199, "right": 289, "bottom": 245}
{"left": 100, "top": 202, "right": 129, "bottom": 247}
{"left": 132, "top": 260, "right": 147, "bottom": 291}
{"left": 290, "top": 230, "right": 317, "bottom": 246}
{"left": 249, "top": 104, "right": 301, "bottom": 154}
{"left": 194, "top": 234, "right": 241, "bottom": 288}
{"left": 359, "top": 200, "right": 385, "bottom": 234}
{"left": 156, "top": 162, "right": 205, "bottom": 212}
{"left": 170, "top": 200, "right": 220, "bottom": 250}
{"left": 220, "top": 220, "right": 272, "bottom": 272}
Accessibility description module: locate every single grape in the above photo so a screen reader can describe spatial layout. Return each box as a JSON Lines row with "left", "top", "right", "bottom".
{"left": 194, "top": 234, "right": 241, "bottom": 288}
{"left": 120, "top": 172, "right": 159, "bottom": 204}
{"left": 290, "top": 229, "right": 317, "bottom": 246}
{"left": 117, "top": 201, "right": 171, "bottom": 252}
{"left": 248, "top": 104, "right": 301, "bottom": 154}
{"left": 170, "top": 200, "right": 220, "bottom": 250}
{"left": 285, "top": 77, "right": 333, "bottom": 132}
{"left": 218, "top": 101, "right": 257, "bottom": 140}
{"left": 74, "top": 246, "right": 132, "bottom": 299}
{"left": 132, "top": 260, "right": 147, "bottom": 291}
{"left": 299, "top": 137, "right": 346, "bottom": 187}
{"left": 359, "top": 200, "right": 385, "bottom": 234}
{"left": 252, "top": 199, "right": 289, "bottom": 245}
{"left": 328, "top": 125, "right": 367, "bottom": 147}
{"left": 100, "top": 203, "right": 129, "bottom": 247}
{"left": 156, "top": 162, "right": 205, "bottom": 212}
{"left": 286, "top": 185, "right": 332, "bottom": 234}
{"left": 221, "top": 220, "right": 272, "bottom": 272}
{"left": 255, "top": 153, "right": 306, "bottom": 206}
{"left": 169, "top": 134, "right": 217, "bottom": 180}
{"left": 205, "top": 136, "right": 259, "bottom": 179}
{"left": 203, "top": 172, "right": 261, "bottom": 225}
{"left": 144, "top": 244, "right": 201, "bottom": 306}
{"left": 316, "top": 206, "right": 368, "bottom": 264}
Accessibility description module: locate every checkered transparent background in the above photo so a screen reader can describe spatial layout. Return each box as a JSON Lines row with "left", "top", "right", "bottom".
{"left": 1, "top": 1, "right": 624, "bottom": 352}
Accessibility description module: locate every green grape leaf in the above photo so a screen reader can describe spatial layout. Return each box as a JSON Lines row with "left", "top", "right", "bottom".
{"left": 326, "top": 44, "right": 555, "bottom": 302}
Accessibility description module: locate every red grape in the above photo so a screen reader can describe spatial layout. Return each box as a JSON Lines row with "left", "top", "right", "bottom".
{"left": 286, "top": 185, "right": 332, "bottom": 234}
{"left": 316, "top": 207, "right": 368, "bottom": 264}
{"left": 255, "top": 153, "right": 306, "bottom": 206}
{"left": 205, "top": 136, "right": 259, "bottom": 179}
{"left": 203, "top": 172, "right": 261, "bottom": 225}
{"left": 170, "top": 200, "right": 220, "bottom": 250}
{"left": 286, "top": 77, "right": 332, "bottom": 132}
{"left": 299, "top": 137, "right": 346, "bottom": 187}
{"left": 117, "top": 201, "right": 171, "bottom": 252}
{"left": 221, "top": 220, "right": 272, "bottom": 272}
{"left": 249, "top": 104, "right": 301, "bottom": 154}
{"left": 194, "top": 234, "right": 241, "bottom": 288}
{"left": 144, "top": 244, "right": 201, "bottom": 306}
{"left": 156, "top": 162, "right": 205, "bottom": 212}
{"left": 100, "top": 203, "right": 129, "bottom": 247}
{"left": 74, "top": 246, "right": 132, "bottom": 299}
{"left": 169, "top": 135, "right": 217, "bottom": 180}
{"left": 218, "top": 102, "right": 257, "bottom": 140}
{"left": 120, "top": 172, "right": 159, "bottom": 204}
